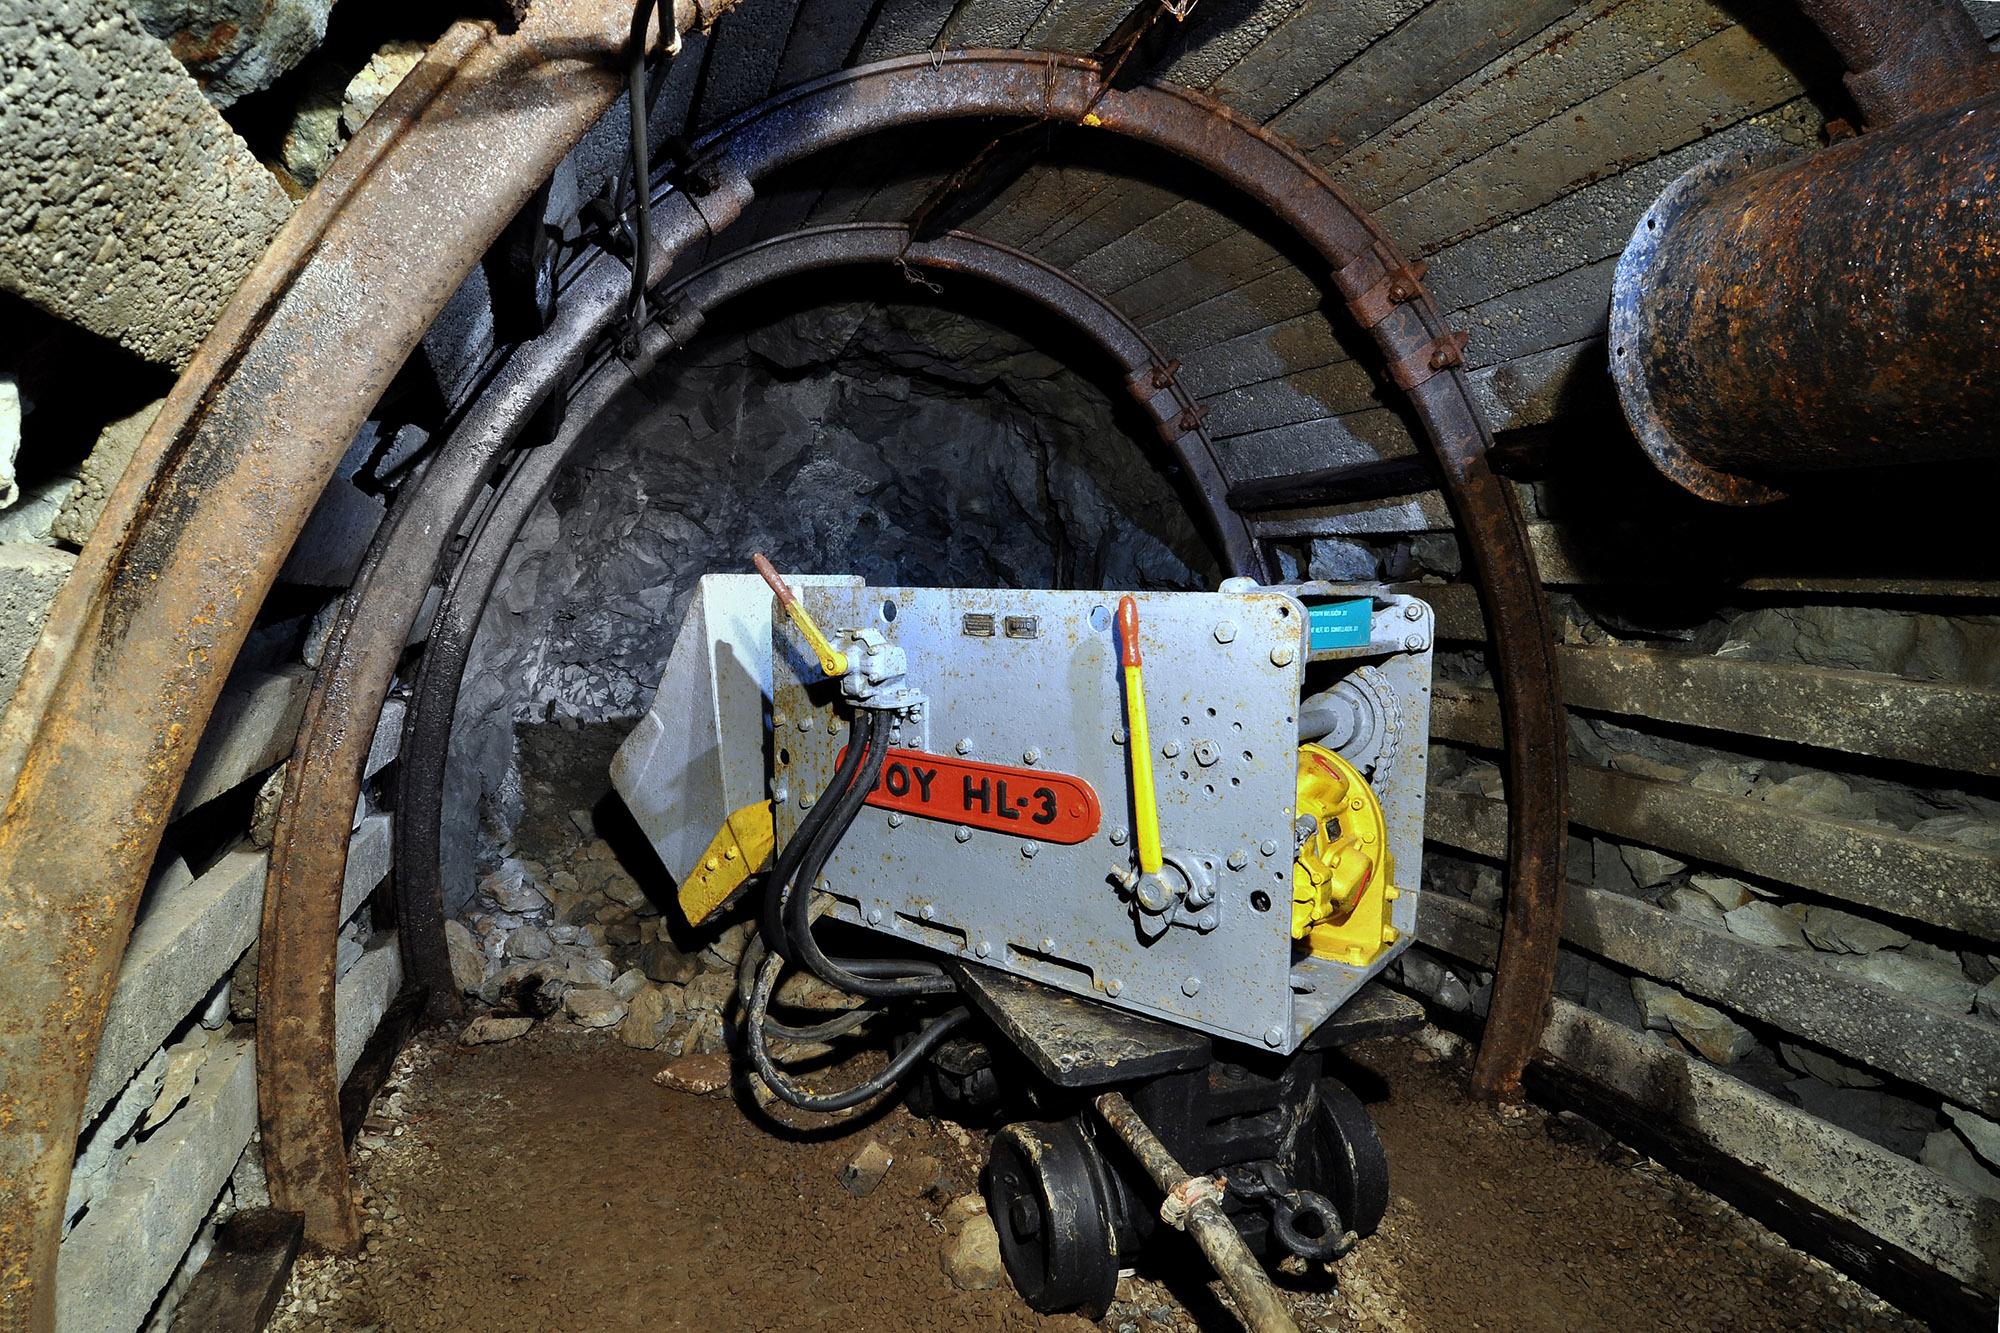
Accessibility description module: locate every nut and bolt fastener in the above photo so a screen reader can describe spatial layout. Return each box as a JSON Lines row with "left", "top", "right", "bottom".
{"left": 866, "top": 908, "right": 883, "bottom": 925}
{"left": 797, "top": 716, "right": 814, "bottom": 731}
{"left": 1263, "top": 1026, "right": 1285, "bottom": 1047}
{"left": 1022, "top": 843, "right": 1039, "bottom": 859}
{"left": 1106, "top": 978, "right": 1125, "bottom": 997}
{"left": 1162, "top": 740, "right": 1182, "bottom": 758}
{"left": 1260, "top": 839, "right": 1280, "bottom": 856}
{"left": 975, "top": 941, "right": 992, "bottom": 958}
{"left": 799, "top": 793, "right": 815, "bottom": 809}
{"left": 920, "top": 904, "right": 936, "bottom": 920}
{"left": 954, "top": 826, "right": 972, "bottom": 843}
{"left": 1271, "top": 644, "right": 1296, "bottom": 667}
{"left": 1213, "top": 621, "right": 1237, "bottom": 643}
{"left": 1227, "top": 850, "right": 1248, "bottom": 870}
{"left": 1198, "top": 912, "right": 1217, "bottom": 930}
{"left": 1182, "top": 976, "right": 1203, "bottom": 996}
{"left": 955, "top": 737, "right": 973, "bottom": 755}
{"left": 1403, "top": 634, "right": 1427, "bottom": 651}
{"left": 887, "top": 812, "right": 904, "bottom": 828}
{"left": 1110, "top": 827, "right": 1129, "bottom": 846}
{"left": 1403, "top": 603, "right": 1424, "bottom": 621}
{"left": 1112, "top": 727, "right": 1128, "bottom": 745}
{"left": 1041, "top": 937, "right": 1056, "bottom": 952}
{"left": 1022, "top": 747, "right": 1041, "bottom": 766}
{"left": 1194, "top": 741, "right": 1219, "bottom": 767}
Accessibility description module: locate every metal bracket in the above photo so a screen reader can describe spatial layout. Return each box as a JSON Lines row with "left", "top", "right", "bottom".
{"left": 1384, "top": 329, "right": 1469, "bottom": 390}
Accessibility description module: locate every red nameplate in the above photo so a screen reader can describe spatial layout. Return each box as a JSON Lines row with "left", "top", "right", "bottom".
{"left": 836, "top": 746, "right": 1102, "bottom": 844}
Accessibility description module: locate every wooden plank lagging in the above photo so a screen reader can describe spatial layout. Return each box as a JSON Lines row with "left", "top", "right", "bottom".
{"left": 1205, "top": 0, "right": 1429, "bottom": 126}
{"left": 1418, "top": 882, "right": 2000, "bottom": 1118}
{"left": 1422, "top": 773, "right": 2000, "bottom": 943}
{"left": 1432, "top": 649, "right": 2000, "bottom": 776}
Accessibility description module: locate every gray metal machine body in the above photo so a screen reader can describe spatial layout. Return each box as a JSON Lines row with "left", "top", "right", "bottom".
{"left": 759, "top": 580, "right": 1433, "bottom": 1055}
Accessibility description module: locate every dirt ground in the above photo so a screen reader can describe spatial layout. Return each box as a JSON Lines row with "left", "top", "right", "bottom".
{"left": 266, "top": 1025, "right": 1920, "bottom": 1333}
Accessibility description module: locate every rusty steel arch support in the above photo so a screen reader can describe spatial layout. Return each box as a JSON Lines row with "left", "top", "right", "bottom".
{"left": 390, "top": 222, "right": 1262, "bottom": 1009}
{"left": 0, "top": 0, "right": 692, "bottom": 1320}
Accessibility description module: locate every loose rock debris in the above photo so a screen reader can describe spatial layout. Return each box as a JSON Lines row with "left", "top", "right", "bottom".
{"left": 264, "top": 1021, "right": 1923, "bottom": 1332}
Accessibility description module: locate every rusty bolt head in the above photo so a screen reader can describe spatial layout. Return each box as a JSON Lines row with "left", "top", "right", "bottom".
{"left": 1271, "top": 644, "right": 1297, "bottom": 667}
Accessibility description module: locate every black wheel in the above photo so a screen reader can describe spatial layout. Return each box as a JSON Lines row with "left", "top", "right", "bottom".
{"left": 981, "top": 1119, "right": 1121, "bottom": 1317}
{"left": 1300, "top": 1078, "right": 1390, "bottom": 1237}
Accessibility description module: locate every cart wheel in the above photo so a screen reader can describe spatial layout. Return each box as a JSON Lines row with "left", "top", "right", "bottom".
{"left": 1304, "top": 1078, "right": 1390, "bottom": 1237}
{"left": 981, "top": 1120, "right": 1120, "bottom": 1317}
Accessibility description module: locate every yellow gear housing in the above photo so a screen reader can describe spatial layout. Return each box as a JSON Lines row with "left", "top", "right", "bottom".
{"left": 1291, "top": 744, "right": 1401, "bottom": 967}
{"left": 678, "top": 798, "right": 775, "bottom": 926}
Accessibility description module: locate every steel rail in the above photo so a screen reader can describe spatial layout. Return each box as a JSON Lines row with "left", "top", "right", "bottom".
{"left": 0, "top": 0, "right": 714, "bottom": 1316}
{"left": 390, "top": 222, "right": 1261, "bottom": 1004}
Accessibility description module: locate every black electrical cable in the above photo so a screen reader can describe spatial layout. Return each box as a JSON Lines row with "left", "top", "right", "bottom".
{"left": 759, "top": 711, "right": 872, "bottom": 960}
{"left": 617, "top": 0, "right": 672, "bottom": 345}
{"left": 735, "top": 929, "right": 878, "bottom": 1044}
{"left": 746, "top": 948, "right": 971, "bottom": 1113}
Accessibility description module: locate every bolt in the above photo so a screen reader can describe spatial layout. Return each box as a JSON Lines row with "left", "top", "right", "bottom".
{"left": 888, "top": 811, "right": 904, "bottom": 828}
{"left": 1403, "top": 602, "right": 1424, "bottom": 621}
{"left": 1263, "top": 1026, "right": 1285, "bottom": 1048}
{"left": 797, "top": 716, "right": 814, "bottom": 731}
{"left": 1213, "top": 620, "right": 1237, "bottom": 644}
{"left": 1022, "top": 747, "right": 1042, "bottom": 766}
{"left": 1162, "top": 740, "right": 1182, "bottom": 758}
{"left": 1227, "top": 849, "right": 1248, "bottom": 870}
{"left": 773, "top": 711, "right": 789, "bottom": 728}
{"left": 1110, "top": 826, "right": 1129, "bottom": 846}
{"left": 1182, "top": 976, "right": 1203, "bottom": 997}
{"left": 955, "top": 736, "right": 973, "bottom": 755}
{"left": 976, "top": 940, "right": 992, "bottom": 958}
{"left": 1041, "top": 937, "right": 1056, "bottom": 953}
{"left": 1404, "top": 634, "right": 1427, "bottom": 651}
{"left": 1194, "top": 741, "right": 1219, "bottom": 767}
{"left": 1022, "top": 842, "right": 1039, "bottom": 859}
{"left": 920, "top": 904, "right": 936, "bottom": 920}
{"left": 1198, "top": 912, "right": 1217, "bottom": 930}
{"left": 1260, "top": 839, "right": 1280, "bottom": 857}
{"left": 1106, "top": 978, "right": 1125, "bottom": 998}
{"left": 1112, "top": 727, "right": 1128, "bottom": 745}
{"left": 1271, "top": 644, "right": 1296, "bottom": 667}
{"left": 866, "top": 908, "right": 883, "bottom": 925}
{"left": 799, "top": 793, "right": 815, "bottom": 809}
{"left": 954, "top": 826, "right": 972, "bottom": 843}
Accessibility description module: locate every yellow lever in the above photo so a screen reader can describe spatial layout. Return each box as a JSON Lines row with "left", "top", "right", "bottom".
{"left": 1117, "top": 596, "right": 1164, "bottom": 877}
{"left": 753, "top": 552, "right": 848, "bottom": 679}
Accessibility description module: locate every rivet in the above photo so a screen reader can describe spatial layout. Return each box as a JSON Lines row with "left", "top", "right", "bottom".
{"left": 797, "top": 716, "right": 814, "bottom": 731}
{"left": 799, "top": 793, "right": 816, "bottom": 809}
{"left": 1403, "top": 603, "right": 1424, "bottom": 621}
{"left": 1260, "top": 839, "right": 1280, "bottom": 856}
{"left": 1022, "top": 843, "right": 1039, "bottom": 859}
{"left": 1182, "top": 976, "right": 1203, "bottom": 996}
{"left": 1213, "top": 620, "right": 1237, "bottom": 644}
{"left": 1112, "top": 727, "right": 1128, "bottom": 745}
{"left": 1023, "top": 747, "right": 1042, "bottom": 766}
{"left": 1106, "top": 978, "right": 1125, "bottom": 997}
{"left": 866, "top": 908, "right": 883, "bottom": 925}
{"left": 1263, "top": 1026, "right": 1285, "bottom": 1047}
{"left": 1271, "top": 644, "right": 1296, "bottom": 667}
{"left": 1162, "top": 740, "right": 1182, "bottom": 758}
{"left": 976, "top": 940, "right": 992, "bottom": 958}
{"left": 888, "top": 812, "right": 904, "bottom": 828}
{"left": 920, "top": 904, "right": 936, "bottom": 920}
{"left": 1110, "top": 827, "right": 1128, "bottom": 846}
{"left": 955, "top": 826, "right": 973, "bottom": 843}
{"left": 955, "top": 736, "right": 973, "bottom": 754}
{"left": 1227, "top": 850, "right": 1248, "bottom": 870}
{"left": 706, "top": 856, "right": 720, "bottom": 871}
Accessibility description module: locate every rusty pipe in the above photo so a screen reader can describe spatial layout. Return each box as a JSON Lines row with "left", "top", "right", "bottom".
{"left": 1609, "top": 91, "right": 2000, "bottom": 505}
{"left": 1792, "top": 0, "right": 1999, "bottom": 126}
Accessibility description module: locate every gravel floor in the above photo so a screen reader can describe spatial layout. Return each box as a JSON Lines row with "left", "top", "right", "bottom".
{"left": 264, "top": 1022, "right": 1922, "bottom": 1331}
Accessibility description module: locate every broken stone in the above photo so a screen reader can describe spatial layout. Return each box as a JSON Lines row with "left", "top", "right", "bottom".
{"left": 1660, "top": 887, "right": 1726, "bottom": 928}
{"left": 340, "top": 40, "right": 425, "bottom": 136}
{"left": 1826, "top": 948, "right": 1978, "bottom": 1013}
{"left": 685, "top": 1010, "right": 728, "bottom": 1055}
{"left": 682, "top": 969, "right": 737, "bottom": 1016}
{"left": 1945, "top": 1104, "right": 2000, "bottom": 1170}
{"left": 639, "top": 929, "right": 701, "bottom": 986}
{"left": 444, "top": 920, "right": 487, "bottom": 995}
{"left": 774, "top": 970, "right": 866, "bottom": 1011}
{"left": 1778, "top": 1040, "right": 1881, "bottom": 1089}
{"left": 132, "top": 0, "right": 334, "bottom": 106}
{"left": 460, "top": 1014, "right": 534, "bottom": 1045}
{"left": 563, "top": 987, "right": 627, "bottom": 1029}
{"left": 942, "top": 1193, "right": 987, "bottom": 1232}
{"left": 1630, "top": 979, "right": 1755, "bottom": 1065}
{"left": 1922, "top": 1127, "right": 2000, "bottom": 1201}
{"left": 1801, "top": 905, "right": 1910, "bottom": 955}
{"left": 0, "top": 377, "right": 20, "bottom": 509}
{"left": 504, "top": 925, "right": 553, "bottom": 961}
{"left": 706, "top": 920, "right": 755, "bottom": 967}
{"left": 1913, "top": 812, "right": 2000, "bottom": 851}
{"left": 278, "top": 60, "right": 348, "bottom": 189}
{"left": 839, "top": 1140, "right": 894, "bottom": 1197}
{"left": 618, "top": 984, "right": 683, "bottom": 1049}
{"left": 479, "top": 861, "right": 548, "bottom": 915}
{"left": 610, "top": 967, "right": 648, "bottom": 1001}
{"left": 249, "top": 765, "right": 286, "bottom": 849}
{"left": 1977, "top": 978, "right": 2000, "bottom": 1022}
{"left": 1754, "top": 771, "right": 1880, "bottom": 823}
{"left": 941, "top": 1214, "right": 1004, "bottom": 1291}
{"left": 1722, "top": 900, "right": 1808, "bottom": 950}
{"left": 1609, "top": 752, "right": 1690, "bottom": 783}
{"left": 142, "top": 1037, "right": 208, "bottom": 1131}
{"left": 1689, "top": 758, "right": 1762, "bottom": 797}
{"left": 1618, "top": 845, "right": 1687, "bottom": 890}
{"left": 1787, "top": 1079, "right": 1932, "bottom": 1158}
{"left": 653, "top": 1052, "right": 732, "bottom": 1095}
{"left": 1688, "top": 873, "right": 1757, "bottom": 910}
